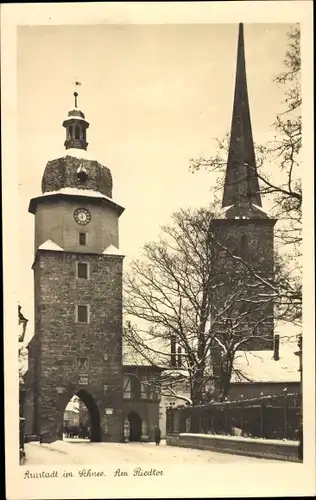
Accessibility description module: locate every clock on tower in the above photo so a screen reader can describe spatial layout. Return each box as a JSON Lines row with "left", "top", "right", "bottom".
{"left": 74, "top": 207, "right": 91, "bottom": 225}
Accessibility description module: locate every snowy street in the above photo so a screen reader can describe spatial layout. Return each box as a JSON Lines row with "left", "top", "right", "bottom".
{"left": 23, "top": 439, "right": 281, "bottom": 465}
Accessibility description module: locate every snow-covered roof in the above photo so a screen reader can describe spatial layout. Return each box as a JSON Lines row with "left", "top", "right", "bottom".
{"left": 122, "top": 340, "right": 167, "bottom": 368}
{"left": 123, "top": 349, "right": 158, "bottom": 367}
{"left": 102, "top": 244, "right": 125, "bottom": 256}
{"left": 38, "top": 239, "right": 64, "bottom": 252}
{"left": 42, "top": 187, "right": 113, "bottom": 202}
{"left": 232, "top": 344, "right": 300, "bottom": 384}
{"left": 60, "top": 148, "right": 97, "bottom": 161}
{"left": 162, "top": 369, "right": 190, "bottom": 378}
{"left": 64, "top": 114, "right": 86, "bottom": 122}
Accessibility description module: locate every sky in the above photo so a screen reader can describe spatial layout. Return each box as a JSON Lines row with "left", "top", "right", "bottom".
{"left": 17, "top": 23, "right": 293, "bottom": 342}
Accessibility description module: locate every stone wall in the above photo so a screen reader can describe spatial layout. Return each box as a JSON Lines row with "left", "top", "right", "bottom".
{"left": 28, "top": 249, "right": 124, "bottom": 442}
{"left": 166, "top": 433, "right": 300, "bottom": 462}
{"left": 211, "top": 218, "right": 276, "bottom": 351}
{"left": 42, "top": 156, "right": 113, "bottom": 198}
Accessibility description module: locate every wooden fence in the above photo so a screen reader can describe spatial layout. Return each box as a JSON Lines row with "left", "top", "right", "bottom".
{"left": 166, "top": 392, "right": 301, "bottom": 441}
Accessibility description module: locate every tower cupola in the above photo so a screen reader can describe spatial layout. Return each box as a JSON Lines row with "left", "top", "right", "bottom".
{"left": 62, "top": 91, "right": 89, "bottom": 151}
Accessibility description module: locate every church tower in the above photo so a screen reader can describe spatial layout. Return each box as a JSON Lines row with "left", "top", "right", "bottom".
{"left": 211, "top": 24, "right": 276, "bottom": 351}
{"left": 25, "top": 92, "right": 125, "bottom": 442}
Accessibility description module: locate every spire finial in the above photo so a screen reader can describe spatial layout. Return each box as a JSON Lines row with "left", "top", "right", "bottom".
{"left": 222, "top": 23, "right": 262, "bottom": 212}
{"left": 74, "top": 91, "right": 78, "bottom": 108}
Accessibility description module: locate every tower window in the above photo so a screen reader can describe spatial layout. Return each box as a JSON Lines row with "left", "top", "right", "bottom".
{"left": 79, "top": 233, "right": 87, "bottom": 245}
{"left": 240, "top": 234, "right": 248, "bottom": 260}
{"left": 77, "top": 262, "right": 89, "bottom": 279}
{"left": 76, "top": 305, "right": 89, "bottom": 323}
{"left": 69, "top": 125, "right": 73, "bottom": 138}
{"left": 75, "top": 125, "right": 80, "bottom": 139}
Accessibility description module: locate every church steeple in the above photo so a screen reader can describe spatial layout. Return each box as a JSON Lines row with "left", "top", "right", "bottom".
{"left": 222, "top": 23, "right": 263, "bottom": 216}
{"left": 62, "top": 91, "right": 89, "bottom": 151}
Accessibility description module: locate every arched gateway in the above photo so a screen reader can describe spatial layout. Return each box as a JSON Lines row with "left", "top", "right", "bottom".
{"left": 61, "top": 389, "right": 101, "bottom": 442}
{"left": 24, "top": 92, "right": 126, "bottom": 443}
{"left": 128, "top": 412, "right": 142, "bottom": 442}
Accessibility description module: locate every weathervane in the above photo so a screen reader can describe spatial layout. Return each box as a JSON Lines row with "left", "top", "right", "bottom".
{"left": 73, "top": 79, "right": 82, "bottom": 108}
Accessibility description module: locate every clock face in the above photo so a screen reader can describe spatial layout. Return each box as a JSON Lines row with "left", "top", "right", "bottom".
{"left": 74, "top": 208, "right": 91, "bottom": 225}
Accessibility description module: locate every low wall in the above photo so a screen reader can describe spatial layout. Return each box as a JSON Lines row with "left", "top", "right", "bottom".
{"left": 166, "top": 433, "right": 300, "bottom": 462}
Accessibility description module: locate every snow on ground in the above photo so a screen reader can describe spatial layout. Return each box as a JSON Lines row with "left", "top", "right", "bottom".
{"left": 23, "top": 439, "right": 281, "bottom": 466}
{"left": 183, "top": 433, "right": 298, "bottom": 446}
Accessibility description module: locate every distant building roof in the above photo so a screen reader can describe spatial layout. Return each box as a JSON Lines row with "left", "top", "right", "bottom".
{"left": 232, "top": 344, "right": 300, "bottom": 384}
{"left": 122, "top": 339, "right": 170, "bottom": 368}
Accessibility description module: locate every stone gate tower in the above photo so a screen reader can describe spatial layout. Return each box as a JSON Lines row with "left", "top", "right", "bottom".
{"left": 25, "top": 93, "right": 125, "bottom": 442}
{"left": 211, "top": 24, "right": 276, "bottom": 353}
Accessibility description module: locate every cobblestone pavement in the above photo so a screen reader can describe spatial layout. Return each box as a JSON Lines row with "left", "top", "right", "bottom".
{"left": 23, "top": 439, "right": 281, "bottom": 465}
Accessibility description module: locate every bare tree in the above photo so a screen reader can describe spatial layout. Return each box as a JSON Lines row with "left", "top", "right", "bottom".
{"left": 124, "top": 207, "right": 291, "bottom": 404}
{"left": 190, "top": 26, "right": 302, "bottom": 259}
{"left": 124, "top": 28, "right": 302, "bottom": 403}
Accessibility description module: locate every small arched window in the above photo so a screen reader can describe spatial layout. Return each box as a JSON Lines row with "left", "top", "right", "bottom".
{"left": 69, "top": 125, "right": 73, "bottom": 138}
{"left": 75, "top": 125, "right": 80, "bottom": 139}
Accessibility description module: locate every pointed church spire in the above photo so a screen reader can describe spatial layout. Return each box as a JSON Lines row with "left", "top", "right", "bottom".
{"left": 222, "top": 23, "right": 262, "bottom": 213}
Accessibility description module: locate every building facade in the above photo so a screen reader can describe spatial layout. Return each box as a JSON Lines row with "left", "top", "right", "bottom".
{"left": 211, "top": 24, "right": 276, "bottom": 354}
{"left": 122, "top": 365, "right": 162, "bottom": 441}
{"left": 25, "top": 95, "right": 126, "bottom": 443}
{"left": 23, "top": 94, "right": 166, "bottom": 443}
{"left": 209, "top": 25, "right": 278, "bottom": 400}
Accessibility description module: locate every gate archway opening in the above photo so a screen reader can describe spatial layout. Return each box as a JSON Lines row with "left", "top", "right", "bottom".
{"left": 128, "top": 412, "right": 142, "bottom": 442}
{"left": 62, "top": 389, "right": 101, "bottom": 442}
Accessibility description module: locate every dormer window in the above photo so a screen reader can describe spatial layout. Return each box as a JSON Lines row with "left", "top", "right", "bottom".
{"left": 77, "top": 164, "right": 88, "bottom": 183}
{"left": 77, "top": 171, "right": 88, "bottom": 183}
